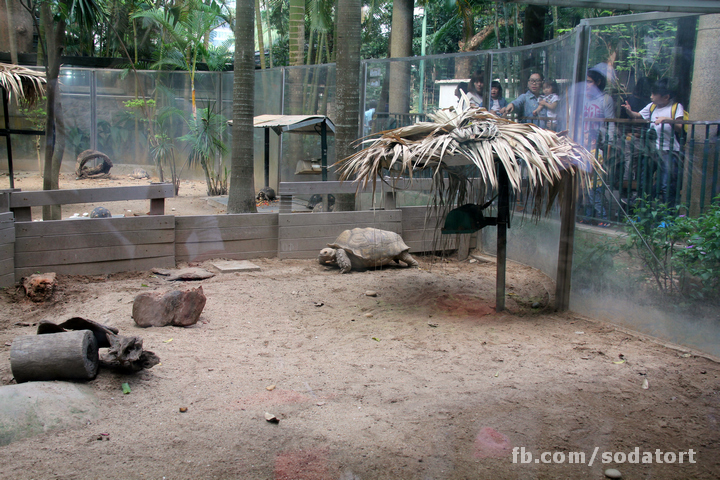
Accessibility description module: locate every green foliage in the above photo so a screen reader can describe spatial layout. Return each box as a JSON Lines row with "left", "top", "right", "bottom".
{"left": 572, "top": 233, "right": 621, "bottom": 291}
{"left": 590, "top": 19, "right": 679, "bottom": 91}
{"left": 179, "top": 105, "right": 228, "bottom": 196}
{"left": 673, "top": 199, "right": 720, "bottom": 300}
{"left": 623, "top": 196, "right": 720, "bottom": 302}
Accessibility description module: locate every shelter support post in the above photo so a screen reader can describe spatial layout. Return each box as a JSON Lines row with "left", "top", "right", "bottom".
{"left": 264, "top": 127, "right": 270, "bottom": 188}
{"left": 555, "top": 172, "right": 578, "bottom": 311}
{"left": 2, "top": 87, "right": 14, "bottom": 189}
{"left": 496, "top": 166, "right": 510, "bottom": 311}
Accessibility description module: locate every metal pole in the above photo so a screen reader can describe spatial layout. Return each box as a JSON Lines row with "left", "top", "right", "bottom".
{"left": 264, "top": 127, "right": 270, "bottom": 187}
{"left": 2, "top": 87, "right": 14, "bottom": 189}
{"left": 496, "top": 165, "right": 510, "bottom": 311}
{"left": 90, "top": 69, "right": 97, "bottom": 151}
{"left": 418, "top": 8, "right": 427, "bottom": 114}
{"left": 321, "top": 121, "right": 328, "bottom": 182}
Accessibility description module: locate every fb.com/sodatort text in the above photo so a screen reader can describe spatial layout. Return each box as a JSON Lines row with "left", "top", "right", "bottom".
{"left": 512, "top": 447, "right": 697, "bottom": 466}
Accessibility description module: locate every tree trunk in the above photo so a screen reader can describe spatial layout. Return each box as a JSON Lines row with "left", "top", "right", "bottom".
{"left": 255, "top": 0, "right": 266, "bottom": 69}
{"left": 0, "top": 0, "right": 33, "bottom": 57}
{"left": 227, "top": 0, "right": 257, "bottom": 214}
{"left": 288, "top": 0, "right": 305, "bottom": 67}
{"left": 388, "top": 0, "right": 412, "bottom": 115}
{"left": 334, "top": 0, "right": 361, "bottom": 212}
{"left": 42, "top": 3, "right": 65, "bottom": 220}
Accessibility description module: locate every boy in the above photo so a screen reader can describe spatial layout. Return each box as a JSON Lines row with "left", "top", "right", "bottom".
{"left": 622, "top": 79, "right": 684, "bottom": 204}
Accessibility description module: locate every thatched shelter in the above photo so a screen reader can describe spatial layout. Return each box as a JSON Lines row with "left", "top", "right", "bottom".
{"left": 0, "top": 63, "right": 46, "bottom": 107}
{"left": 0, "top": 63, "right": 47, "bottom": 189}
{"left": 336, "top": 101, "right": 601, "bottom": 310}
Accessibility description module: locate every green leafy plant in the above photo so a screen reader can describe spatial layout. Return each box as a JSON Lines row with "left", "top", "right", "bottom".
{"left": 623, "top": 196, "right": 720, "bottom": 301}
{"left": 179, "top": 104, "right": 228, "bottom": 196}
{"left": 673, "top": 198, "right": 720, "bottom": 300}
{"left": 623, "top": 196, "right": 686, "bottom": 294}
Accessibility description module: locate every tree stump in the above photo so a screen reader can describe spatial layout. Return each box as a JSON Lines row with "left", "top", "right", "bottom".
{"left": 10, "top": 330, "right": 99, "bottom": 383}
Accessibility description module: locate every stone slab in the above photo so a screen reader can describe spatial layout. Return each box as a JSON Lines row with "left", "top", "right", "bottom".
{"left": 210, "top": 260, "right": 262, "bottom": 273}
{"left": 0, "top": 381, "right": 99, "bottom": 446}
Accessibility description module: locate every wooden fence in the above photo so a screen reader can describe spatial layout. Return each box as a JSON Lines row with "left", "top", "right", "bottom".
{"left": 0, "top": 184, "right": 472, "bottom": 283}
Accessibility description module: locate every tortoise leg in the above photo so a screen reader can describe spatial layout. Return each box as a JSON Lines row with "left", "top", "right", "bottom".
{"left": 336, "top": 249, "right": 353, "bottom": 273}
{"left": 398, "top": 251, "right": 419, "bottom": 268}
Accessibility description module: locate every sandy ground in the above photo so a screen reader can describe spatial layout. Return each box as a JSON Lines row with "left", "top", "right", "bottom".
{"left": 0, "top": 171, "right": 719, "bottom": 479}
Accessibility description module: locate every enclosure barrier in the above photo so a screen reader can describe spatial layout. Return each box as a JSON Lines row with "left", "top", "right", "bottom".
{"left": 0, "top": 182, "right": 471, "bottom": 283}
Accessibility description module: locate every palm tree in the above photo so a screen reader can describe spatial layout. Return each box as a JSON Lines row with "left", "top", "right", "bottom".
{"left": 133, "top": 0, "right": 227, "bottom": 118}
{"left": 227, "top": 0, "right": 257, "bottom": 213}
{"left": 387, "top": 0, "right": 413, "bottom": 115}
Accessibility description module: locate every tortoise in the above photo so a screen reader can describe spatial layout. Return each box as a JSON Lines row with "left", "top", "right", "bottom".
{"left": 318, "top": 228, "right": 419, "bottom": 274}
{"left": 90, "top": 206, "right": 112, "bottom": 218}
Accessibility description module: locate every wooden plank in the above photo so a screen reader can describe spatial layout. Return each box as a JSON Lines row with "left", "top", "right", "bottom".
{"left": 0, "top": 211, "right": 13, "bottom": 223}
{"left": 14, "top": 255, "right": 176, "bottom": 280}
{"left": 278, "top": 237, "right": 338, "bottom": 255}
{"left": 278, "top": 250, "right": 322, "bottom": 260}
{"left": 278, "top": 223, "right": 401, "bottom": 239}
{"left": 277, "top": 178, "right": 445, "bottom": 196}
{"left": 0, "top": 271, "right": 14, "bottom": 288}
{"left": 279, "top": 210, "right": 401, "bottom": 226}
{"left": 0, "top": 226, "right": 14, "bottom": 245}
{"left": 176, "top": 250, "right": 276, "bottom": 263}
{"left": 0, "top": 257, "right": 13, "bottom": 275}
{"left": 9, "top": 184, "right": 175, "bottom": 208}
{"left": 175, "top": 213, "right": 278, "bottom": 230}
{"left": 15, "top": 229, "right": 175, "bottom": 253}
{"left": 175, "top": 238, "right": 277, "bottom": 259}
{"left": 15, "top": 216, "right": 175, "bottom": 237}
{"left": 0, "top": 242, "right": 13, "bottom": 259}
{"left": 15, "top": 243, "right": 174, "bottom": 268}
{"left": 175, "top": 225, "right": 277, "bottom": 243}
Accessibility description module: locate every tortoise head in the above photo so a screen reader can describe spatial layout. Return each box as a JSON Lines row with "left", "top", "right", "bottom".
{"left": 318, "top": 248, "right": 336, "bottom": 265}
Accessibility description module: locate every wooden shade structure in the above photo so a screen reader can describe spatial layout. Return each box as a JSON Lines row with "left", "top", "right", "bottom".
{"left": 336, "top": 102, "right": 601, "bottom": 311}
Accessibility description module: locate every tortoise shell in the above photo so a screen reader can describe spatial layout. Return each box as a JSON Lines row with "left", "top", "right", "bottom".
{"left": 328, "top": 228, "right": 410, "bottom": 267}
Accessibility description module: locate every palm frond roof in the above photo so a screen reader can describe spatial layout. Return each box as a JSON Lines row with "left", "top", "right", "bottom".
{"left": 0, "top": 63, "right": 47, "bottom": 108}
{"left": 337, "top": 103, "right": 601, "bottom": 216}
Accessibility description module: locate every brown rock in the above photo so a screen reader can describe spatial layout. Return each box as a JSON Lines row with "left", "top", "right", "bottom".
{"left": 23, "top": 273, "right": 57, "bottom": 302}
{"left": 132, "top": 286, "right": 207, "bottom": 327}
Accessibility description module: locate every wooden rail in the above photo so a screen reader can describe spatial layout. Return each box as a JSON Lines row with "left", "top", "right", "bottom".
{"left": 6, "top": 184, "right": 175, "bottom": 222}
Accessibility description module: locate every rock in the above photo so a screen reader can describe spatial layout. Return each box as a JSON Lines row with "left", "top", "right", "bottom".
{"left": 0, "top": 381, "right": 99, "bottom": 446}
{"left": 152, "top": 267, "right": 215, "bottom": 281}
{"left": 22, "top": 273, "right": 57, "bottom": 302}
{"left": 132, "top": 286, "right": 207, "bottom": 327}
{"left": 604, "top": 468, "right": 622, "bottom": 479}
{"left": 265, "top": 412, "right": 279, "bottom": 423}
{"left": 365, "top": 291, "right": 378, "bottom": 297}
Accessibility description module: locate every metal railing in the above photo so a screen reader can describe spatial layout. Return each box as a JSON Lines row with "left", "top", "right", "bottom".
{"left": 580, "top": 118, "right": 720, "bottom": 223}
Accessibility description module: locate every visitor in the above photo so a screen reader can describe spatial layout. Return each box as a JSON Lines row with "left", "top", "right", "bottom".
{"left": 582, "top": 68, "right": 616, "bottom": 226}
{"left": 618, "top": 77, "right": 652, "bottom": 195}
{"left": 488, "top": 81, "right": 507, "bottom": 115}
{"left": 532, "top": 79, "right": 560, "bottom": 130}
{"left": 622, "top": 78, "right": 685, "bottom": 205}
{"left": 467, "top": 71, "right": 485, "bottom": 108}
{"left": 499, "top": 72, "right": 544, "bottom": 124}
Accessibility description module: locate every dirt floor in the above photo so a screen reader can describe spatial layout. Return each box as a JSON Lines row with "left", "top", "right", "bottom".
{"left": 1, "top": 170, "right": 719, "bottom": 479}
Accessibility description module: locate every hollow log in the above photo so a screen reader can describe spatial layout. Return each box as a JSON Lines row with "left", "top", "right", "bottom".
{"left": 10, "top": 330, "right": 99, "bottom": 383}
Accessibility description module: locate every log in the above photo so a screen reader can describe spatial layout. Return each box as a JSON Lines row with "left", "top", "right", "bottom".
{"left": 10, "top": 331, "right": 99, "bottom": 383}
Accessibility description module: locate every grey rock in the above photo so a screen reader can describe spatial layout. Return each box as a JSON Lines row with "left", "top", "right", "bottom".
{"left": 0, "top": 382, "right": 98, "bottom": 446}
{"left": 604, "top": 468, "right": 622, "bottom": 479}
{"left": 132, "top": 286, "right": 207, "bottom": 327}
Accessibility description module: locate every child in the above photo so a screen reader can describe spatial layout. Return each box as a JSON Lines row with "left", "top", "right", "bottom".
{"left": 532, "top": 79, "right": 559, "bottom": 129}
{"left": 488, "top": 81, "right": 507, "bottom": 115}
{"left": 622, "top": 78, "right": 684, "bottom": 205}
